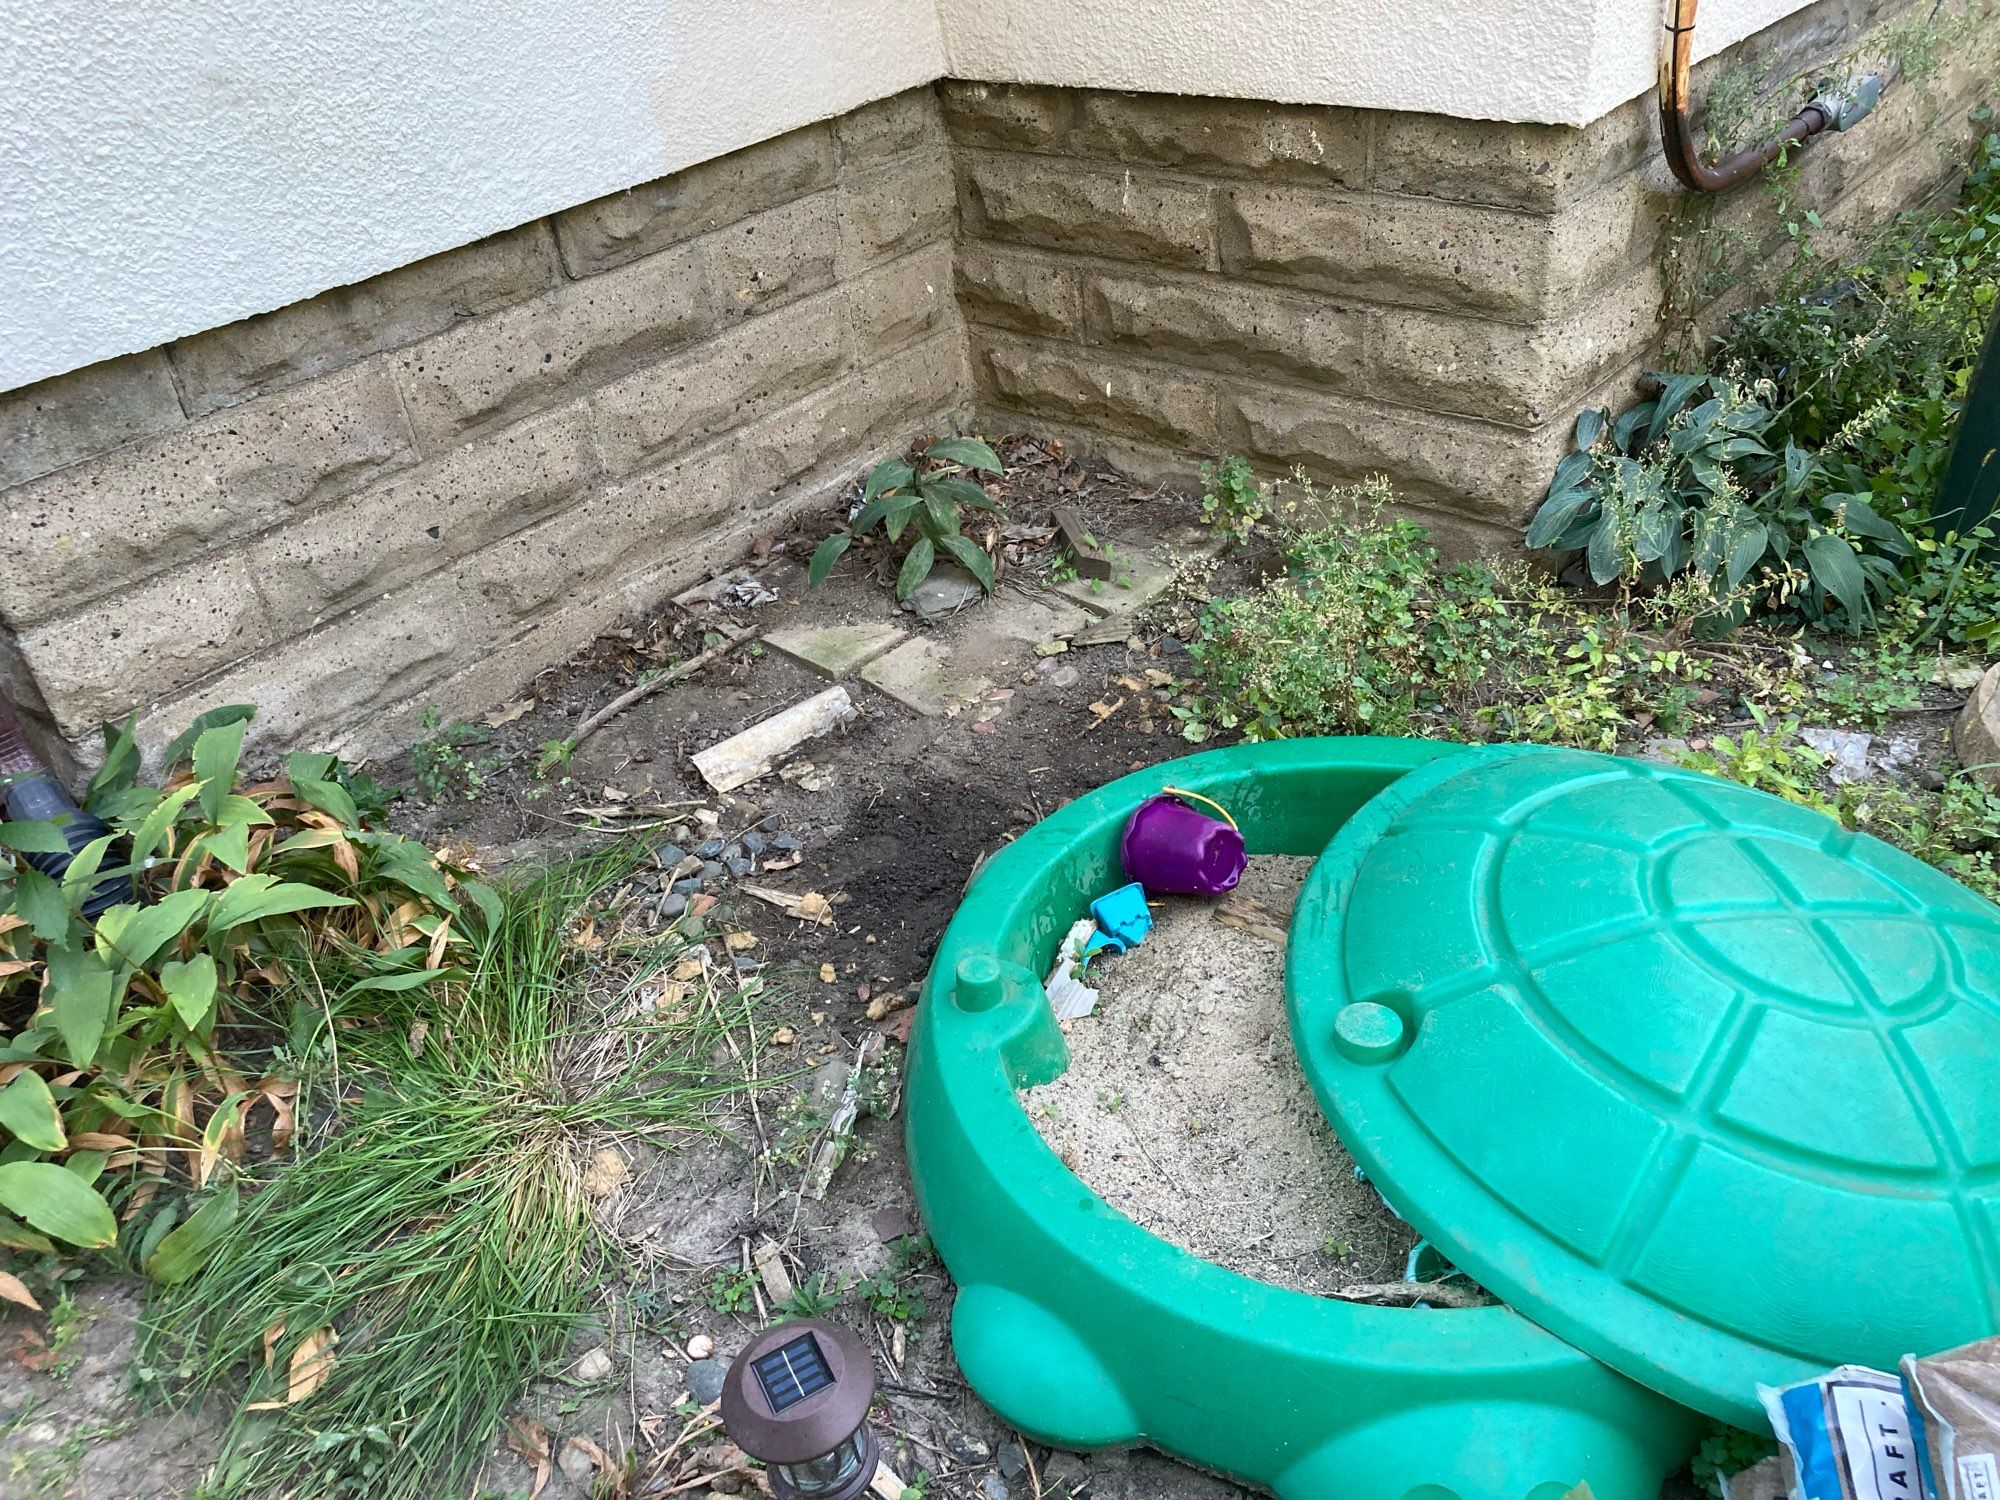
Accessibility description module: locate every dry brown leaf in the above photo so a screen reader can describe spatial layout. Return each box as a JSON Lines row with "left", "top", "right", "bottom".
{"left": 506, "top": 1414, "right": 554, "bottom": 1500}
{"left": 10, "top": 1327, "right": 54, "bottom": 1371}
{"left": 0, "top": 1271, "right": 42, "bottom": 1312}
{"left": 262, "top": 1320, "right": 287, "bottom": 1372}
{"left": 70, "top": 1130, "right": 132, "bottom": 1151}
{"left": 819, "top": 963, "right": 836, "bottom": 983}
{"left": 426, "top": 916, "right": 453, "bottom": 970}
{"left": 408, "top": 1020, "right": 429, "bottom": 1059}
{"left": 484, "top": 698, "right": 535, "bottom": 728}
{"left": 287, "top": 1326, "right": 337, "bottom": 1403}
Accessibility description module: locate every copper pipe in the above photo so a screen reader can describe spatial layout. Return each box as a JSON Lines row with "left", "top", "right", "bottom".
{"left": 1659, "top": 0, "right": 1833, "bottom": 193}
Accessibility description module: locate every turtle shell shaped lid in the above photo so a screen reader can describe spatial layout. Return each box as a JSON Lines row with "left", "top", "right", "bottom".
{"left": 1288, "top": 744, "right": 2000, "bottom": 1427}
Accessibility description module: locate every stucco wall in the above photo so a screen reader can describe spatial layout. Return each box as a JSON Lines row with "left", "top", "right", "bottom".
{"left": 938, "top": 0, "right": 1819, "bottom": 126}
{"left": 0, "top": 0, "right": 946, "bottom": 392}
{"left": 3, "top": 0, "right": 1833, "bottom": 393}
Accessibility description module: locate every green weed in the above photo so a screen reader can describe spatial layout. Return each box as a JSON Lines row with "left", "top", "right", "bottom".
{"left": 146, "top": 849, "right": 759, "bottom": 1500}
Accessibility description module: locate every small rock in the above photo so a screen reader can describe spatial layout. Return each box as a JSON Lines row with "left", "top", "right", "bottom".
{"left": 1800, "top": 726, "right": 1874, "bottom": 783}
{"left": 1042, "top": 1452, "right": 1089, "bottom": 1494}
{"left": 653, "top": 843, "right": 687, "bottom": 870}
{"left": 1917, "top": 765, "right": 1949, "bottom": 791}
{"left": 981, "top": 1477, "right": 1010, "bottom": 1500}
{"left": 809, "top": 1059, "right": 852, "bottom": 1109}
{"left": 694, "top": 808, "right": 721, "bottom": 830}
{"left": 725, "top": 856, "right": 752, "bottom": 877}
{"left": 558, "top": 1439, "right": 598, "bottom": 1486}
{"left": 687, "top": 1333, "right": 715, "bottom": 1360}
{"left": 945, "top": 1431, "right": 992, "bottom": 1466}
{"left": 673, "top": 878, "right": 702, "bottom": 895}
{"left": 685, "top": 1356, "right": 729, "bottom": 1405}
{"left": 742, "top": 832, "right": 766, "bottom": 855}
{"left": 660, "top": 892, "right": 688, "bottom": 918}
{"left": 696, "top": 838, "right": 725, "bottom": 858}
{"left": 1938, "top": 661, "right": 1990, "bottom": 691}
{"left": 998, "top": 1440, "right": 1028, "bottom": 1479}
{"left": 574, "top": 1345, "right": 614, "bottom": 1382}
{"left": 903, "top": 562, "right": 985, "bottom": 620}
{"left": 580, "top": 1146, "right": 629, "bottom": 1199}
{"left": 771, "top": 833, "right": 802, "bottom": 852}
{"left": 1954, "top": 665, "right": 2000, "bottom": 792}
{"left": 1050, "top": 665, "right": 1080, "bottom": 689}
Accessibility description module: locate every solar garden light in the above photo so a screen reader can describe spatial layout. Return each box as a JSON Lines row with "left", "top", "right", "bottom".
{"left": 720, "top": 1320, "right": 879, "bottom": 1500}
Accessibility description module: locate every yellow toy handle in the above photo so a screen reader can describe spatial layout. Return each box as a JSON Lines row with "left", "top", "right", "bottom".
{"left": 1161, "top": 786, "right": 1239, "bottom": 832}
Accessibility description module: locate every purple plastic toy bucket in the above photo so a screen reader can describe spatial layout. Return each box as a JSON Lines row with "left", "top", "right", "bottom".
{"left": 1120, "top": 790, "right": 1246, "bottom": 896}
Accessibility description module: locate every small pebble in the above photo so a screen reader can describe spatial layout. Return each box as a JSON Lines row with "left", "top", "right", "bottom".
{"left": 981, "top": 1477, "right": 1010, "bottom": 1500}
{"left": 687, "top": 1333, "right": 714, "bottom": 1360}
{"left": 654, "top": 843, "right": 687, "bottom": 869}
{"left": 742, "top": 832, "right": 767, "bottom": 855}
{"left": 771, "top": 833, "right": 802, "bottom": 852}
{"left": 998, "top": 1441, "right": 1028, "bottom": 1479}
{"left": 696, "top": 838, "right": 725, "bottom": 858}
{"left": 660, "top": 893, "right": 688, "bottom": 918}
{"left": 722, "top": 842, "right": 743, "bottom": 861}
{"left": 701, "top": 860, "right": 725, "bottom": 880}
{"left": 574, "top": 1346, "right": 614, "bottom": 1382}
{"left": 725, "top": 856, "right": 752, "bottom": 877}
{"left": 685, "top": 1356, "right": 729, "bottom": 1405}
{"left": 673, "top": 878, "right": 702, "bottom": 895}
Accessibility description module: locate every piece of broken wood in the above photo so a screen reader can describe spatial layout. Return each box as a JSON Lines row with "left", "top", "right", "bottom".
{"left": 1054, "top": 505, "right": 1115, "bottom": 580}
{"left": 1333, "top": 1280, "right": 1490, "bottom": 1310}
{"left": 691, "top": 686, "right": 854, "bottom": 793}
{"left": 740, "top": 884, "right": 836, "bottom": 925}
{"left": 573, "top": 627, "right": 761, "bottom": 748}
{"left": 1216, "top": 893, "right": 1287, "bottom": 946}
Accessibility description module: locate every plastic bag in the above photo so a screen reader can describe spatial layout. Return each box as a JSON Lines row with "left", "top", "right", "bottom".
{"left": 1904, "top": 1336, "right": 2000, "bottom": 1500}
{"left": 1759, "top": 1365, "right": 1924, "bottom": 1500}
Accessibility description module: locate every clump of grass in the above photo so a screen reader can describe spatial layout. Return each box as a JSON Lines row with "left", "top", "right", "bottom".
{"left": 145, "top": 848, "right": 757, "bottom": 1499}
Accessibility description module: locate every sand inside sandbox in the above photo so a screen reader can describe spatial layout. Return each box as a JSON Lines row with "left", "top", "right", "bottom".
{"left": 1022, "top": 856, "right": 1422, "bottom": 1296}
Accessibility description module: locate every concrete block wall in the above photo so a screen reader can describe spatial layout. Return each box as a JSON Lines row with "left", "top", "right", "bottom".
{"left": 944, "top": 0, "right": 1998, "bottom": 554}
{"left": 1, "top": 0, "right": 1992, "bottom": 769}
{"left": 0, "top": 88, "right": 964, "bottom": 771}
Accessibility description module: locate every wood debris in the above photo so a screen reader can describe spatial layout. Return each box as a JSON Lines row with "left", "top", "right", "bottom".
{"left": 693, "top": 687, "right": 855, "bottom": 793}
{"left": 1216, "top": 893, "right": 1287, "bottom": 946}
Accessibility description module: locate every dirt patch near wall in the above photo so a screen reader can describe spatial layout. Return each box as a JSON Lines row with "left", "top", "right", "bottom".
{"left": 1024, "top": 857, "right": 1419, "bottom": 1295}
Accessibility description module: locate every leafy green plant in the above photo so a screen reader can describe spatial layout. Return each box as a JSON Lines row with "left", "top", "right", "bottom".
{"left": 776, "top": 1270, "right": 846, "bottom": 1321}
{"left": 146, "top": 850, "right": 758, "bottom": 1500}
{"left": 1528, "top": 376, "right": 1911, "bottom": 622}
{"left": 410, "top": 706, "right": 498, "bottom": 802}
{"left": 1199, "top": 454, "right": 1268, "bottom": 547}
{"left": 703, "top": 1266, "right": 758, "bottom": 1315}
{"left": 1673, "top": 705, "right": 1835, "bottom": 811}
{"left": 809, "top": 437, "right": 1006, "bottom": 600}
{"left": 1690, "top": 1419, "right": 1777, "bottom": 1496}
{"left": 0, "top": 706, "right": 479, "bottom": 1260}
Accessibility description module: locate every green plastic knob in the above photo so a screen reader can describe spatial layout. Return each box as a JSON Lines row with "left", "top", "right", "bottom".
{"left": 1335, "top": 1001, "right": 1407, "bottom": 1063}
{"left": 955, "top": 953, "right": 1005, "bottom": 1011}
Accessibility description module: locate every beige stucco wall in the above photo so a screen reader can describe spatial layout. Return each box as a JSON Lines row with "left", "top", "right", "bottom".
{"left": 3, "top": 0, "right": 1822, "bottom": 393}
{"left": 938, "top": 0, "right": 1820, "bottom": 125}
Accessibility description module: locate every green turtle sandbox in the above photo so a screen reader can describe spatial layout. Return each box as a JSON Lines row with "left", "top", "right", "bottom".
{"left": 906, "top": 739, "right": 1703, "bottom": 1500}
{"left": 1291, "top": 744, "right": 2000, "bottom": 1431}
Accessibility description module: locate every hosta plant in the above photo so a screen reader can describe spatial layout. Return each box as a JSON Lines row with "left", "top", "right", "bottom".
{"left": 1526, "top": 374, "right": 1912, "bottom": 622}
{"left": 809, "top": 436, "right": 1005, "bottom": 600}
{"left": 0, "top": 705, "right": 484, "bottom": 1267}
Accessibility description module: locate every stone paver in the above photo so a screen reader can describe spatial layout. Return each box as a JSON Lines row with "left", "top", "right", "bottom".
{"left": 764, "top": 619, "right": 907, "bottom": 680}
{"left": 859, "top": 636, "right": 992, "bottom": 716}
{"left": 1953, "top": 664, "right": 2000, "bottom": 792}
{"left": 1054, "top": 543, "right": 1178, "bottom": 618}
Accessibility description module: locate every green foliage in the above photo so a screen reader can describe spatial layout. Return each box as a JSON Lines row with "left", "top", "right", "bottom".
{"left": 777, "top": 1270, "right": 845, "bottom": 1321}
{"left": 1690, "top": 1420, "right": 1778, "bottom": 1496}
{"left": 1528, "top": 377, "right": 1910, "bottom": 622}
{"left": 1842, "top": 771, "right": 2000, "bottom": 905}
{"left": 0, "top": 708, "right": 479, "bottom": 1262}
{"left": 1541, "top": 126, "right": 2000, "bottom": 641}
{"left": 809, "top": 436, "right": 1006, "bottom": 600}
{"left": 146, "top": 850, "right": 757, "bottom": 1500}
{"left": 1199, "top": 454, "right": 1268, "bottom": 546}
{"left": 410, "top": 706, "right": 499, "bottom": 802}
{"left": 703, "top": 1266, "right": 758, "bottom": 1315}
{"left": 1674, "top": 705, "right": 1835, "bottom": 811}
{"left": 1181, "top": 484, "right": 1714, "bottom": 753}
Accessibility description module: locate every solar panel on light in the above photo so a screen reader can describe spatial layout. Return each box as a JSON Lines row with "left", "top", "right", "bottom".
{"left": 751, "top": 1333, "right": 833, "bottom": 1413}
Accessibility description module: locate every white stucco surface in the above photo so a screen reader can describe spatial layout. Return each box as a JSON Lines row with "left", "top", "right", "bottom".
{"left": 939, "top": 0, "right": 1819, "bottom": 126}
{"left": 0, "top": 0, "right": 944, "bottom": 391}
{"left": 3, "top": 0, "right": 1825, "bottom": 391}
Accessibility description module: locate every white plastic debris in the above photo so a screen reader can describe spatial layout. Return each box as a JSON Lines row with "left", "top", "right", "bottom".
{"left": 1045, "top": 918, "right": 1100, "bottom": 1021}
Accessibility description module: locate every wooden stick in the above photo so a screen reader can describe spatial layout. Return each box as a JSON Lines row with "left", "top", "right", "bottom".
{"left": 572, "top": 627, "right": 761, "bottom": 748}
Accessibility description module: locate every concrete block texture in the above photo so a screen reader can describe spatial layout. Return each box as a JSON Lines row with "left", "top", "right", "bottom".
{"left": 2, "top": 0, "right": 1985, "bottom": 769}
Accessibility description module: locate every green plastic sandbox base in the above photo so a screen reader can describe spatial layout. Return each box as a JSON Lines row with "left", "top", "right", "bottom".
{"left": 906, "top": 739, "right": 1703, "bottom": 1500}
